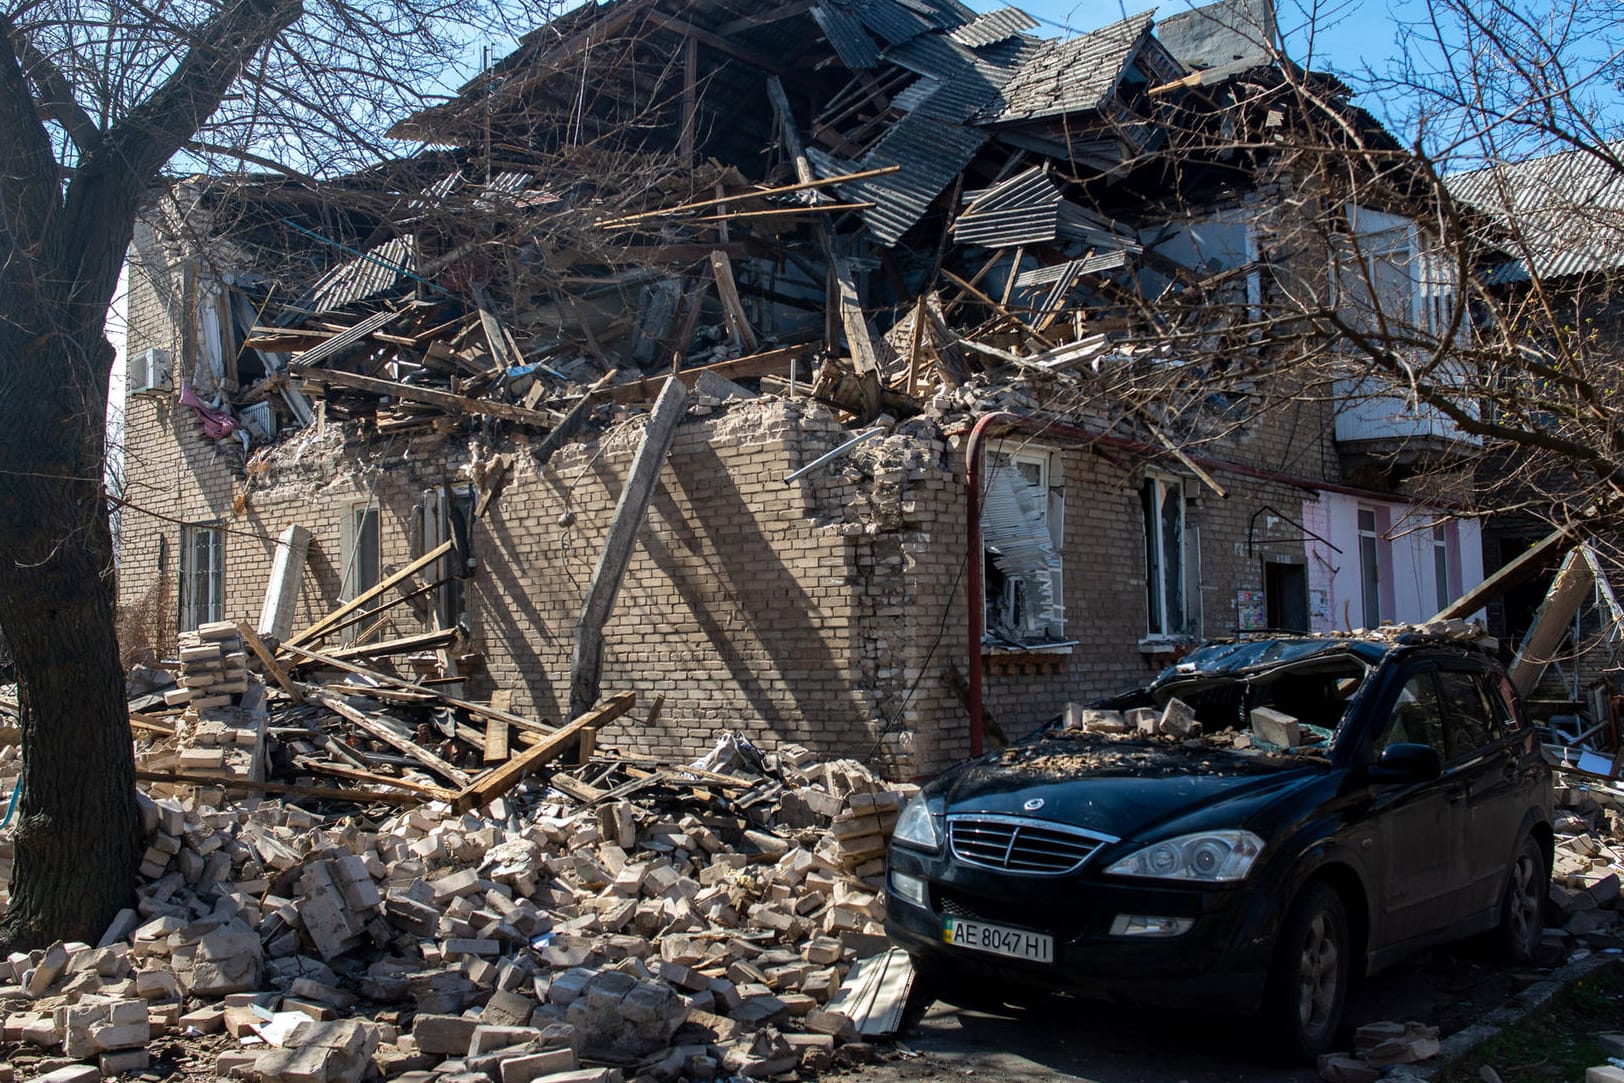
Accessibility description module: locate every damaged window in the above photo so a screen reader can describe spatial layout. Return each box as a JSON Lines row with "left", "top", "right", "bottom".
{"left": 1335, "top": 206, "right": 1457, "bottom": 338}
{"left": 422, "top": 484, "right": 474, "bottom": 631}
{"left": 981, "top": 448, "right": 1065, "bottom": 649}
{"left": 1150, "top": 655, "right": 1373, "bottom": 748}
{"left": 1143, "top": 476, "right": 1197, "bottom": 639}
{"left": 340, "top": 503, "right": 381, "bottom": 643}
{"left": 178, "top": 523, "right": 224, "bottom": 631}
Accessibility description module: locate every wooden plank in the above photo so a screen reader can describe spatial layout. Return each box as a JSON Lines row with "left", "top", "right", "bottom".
{"left": 287, "top": 309, "right": 405, "bottom": 370}
{"left": 297, "top": 368, "right": 560, "bottom": 429}
{"left": 939, "top": 269, "right": 1058, "bottom": 348}
{"left": 1430, "top": 528, "right": 1571, "bottom": 621}
{"left": 135, "top": 769, "right": 424, "bottom": 805}
{"left": 284, "top": 642, "right": 554, "bottom": 735}
{"left": 474, "top": 290, "right": 522, "bottom": 371}
{"left": 575, "top": 725, "right": 596, "bottom": 767}
{"left": 1510, "top": 548, "right": 1595, "bottom": 698}
{"left": 290, "top": 759, "right": 456, "bottom": 799}
{"left": 604, "top": 345, "right": 812, "bottom": 405}
{"left": 597, "top": 165, "right": 900, "bottom": 227}
{"left": 680, "top": 34, "right": 698, "bottom": 163}
{"left": 484, "top": 719, "right": 510, "bottom": 764}
{"left": 321, "top": 627, "right": 460, "bottom": 662}
{"left": 643, "top": 11, "right": 783, "bottom": 73}
{"left": 547, "top": 772, "right": 607, "bottom": 803}
{"left": 829, "top": 250, "right": 882, "bottom": 383}
{"left": 532, "top": 369, "right": 619, "bottom": 466}
{"left": 308, "top": 691, "right": 473, "bottom": 787}
{"left": 767, "top": 75, "right": 816, "bottom": 187}
{"left": 128, "top": 714, "right": 177, "bottom": 736}
{"left": 570, "top": 379, "right": 688, "bottom": 719}
{"left": 284, "top": 540, "right": 453, "bottom": 649}
{"left": 237, "top": 621, "right": 305, "bottom": 705}
{"left": 451, "top": 692, "right": 636, "bottom": 814}
{"left": 709, "top": 251, "right": 760, "bottom": 353}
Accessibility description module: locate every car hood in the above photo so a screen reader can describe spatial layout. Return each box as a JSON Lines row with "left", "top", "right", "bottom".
{"left": 934, "top": 737, "right": 1330, "bottom": 841}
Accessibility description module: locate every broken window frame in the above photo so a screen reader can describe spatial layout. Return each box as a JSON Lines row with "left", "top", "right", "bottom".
{"left": 1358, "top": 507, "right": 1383, "bottom": 628}
{"left": 980, "top": 446, "right": 1067, "bottom": 651}
{"left": 177, "top": 522, "right": 224, "bottom": 632}
{"left": 1142, "top": 474, "right": 1199, "bottom": 642}
{"left": 1433, "top": 523, "right": 1453, "bottom": 614}
{"left": 1334, "top": 205, "right": 1458, "bottom": 340}
{"left": 422, "top": 484, "right": 475, "bottom": 631}
{"left": 339, "top": 502, "right": 382, "bottom": 644}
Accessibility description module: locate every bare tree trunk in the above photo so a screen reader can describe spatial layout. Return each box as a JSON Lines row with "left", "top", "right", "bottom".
{"left": 0, "top": 323, "right": 140, "bottom": 950}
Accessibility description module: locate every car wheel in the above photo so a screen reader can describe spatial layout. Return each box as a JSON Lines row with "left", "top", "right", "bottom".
{"left": 1263, "top": 882, "right": 1349, "bottom": 1061}
{"left": 1496, "top": 835, "right": 1547, "bottom": 963}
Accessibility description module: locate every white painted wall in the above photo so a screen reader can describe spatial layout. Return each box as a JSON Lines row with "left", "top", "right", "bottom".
{"left": 1304, "top": 492, "right": 1483, "bottom": 631}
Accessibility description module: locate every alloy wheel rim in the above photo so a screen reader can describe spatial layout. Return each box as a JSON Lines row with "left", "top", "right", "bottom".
{"left": 1297, "top": 912, "right": 1339, "bottom": 1030}
{"left": 1510, "top": 853, "right": 1540, "bottom": 948}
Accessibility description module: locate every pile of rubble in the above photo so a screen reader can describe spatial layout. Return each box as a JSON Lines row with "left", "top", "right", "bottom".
{"left": 1543, "top": 776, "right": 1624, "bottom": 957}
{"left": 0, "top": 718, "right": 916, "bottom": 1082}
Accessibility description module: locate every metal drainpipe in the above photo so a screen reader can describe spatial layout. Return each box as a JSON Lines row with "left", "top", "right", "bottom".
{"left": 964, "top": 412, "right": 1018, "bottom": 759}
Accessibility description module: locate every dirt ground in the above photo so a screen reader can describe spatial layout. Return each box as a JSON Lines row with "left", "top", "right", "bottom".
{"left": 860, "top": 941, "right": 1532, "bottom": 1083}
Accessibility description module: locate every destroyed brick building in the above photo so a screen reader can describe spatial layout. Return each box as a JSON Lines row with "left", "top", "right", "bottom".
{"left": 114, "top": 0, "right": 1493, "bottom": 777}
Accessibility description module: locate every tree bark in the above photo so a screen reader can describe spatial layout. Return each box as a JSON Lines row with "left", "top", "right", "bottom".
{"left": 0, "top": 321, "right": 141, "bottom": 950}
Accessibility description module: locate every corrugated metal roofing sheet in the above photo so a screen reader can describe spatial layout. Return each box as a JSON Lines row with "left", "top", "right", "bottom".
{"left": 1447, "top": 143, "right": 1624, "bottom": 282}
{"left": 885, "top": 32, "right": 1020, "bottom": 121}
{"left": 890, "top": 75, "right": 943, "bottom": 113}
{"left": 811, "top": 3, "right": 882, "bottom": 69}
{"left": 953, "top": 165, "right": 1062, "bottom": 246}
{"left": 950, "top": 7, "right": 1037, "bottom": 47}
{"left": 304, "top": 236, "right": 417, "bottom": 315}
{"left": 896, "top": 0, "right": 974, "bottom": 31}
{"left": 850, "top": 0, "right": 935, "bottom": 45}
{"left": 823, "top": 114, "right": 989, "bottom": 245}
{"left": 977, "top": 10, "right": 1154, "bottom": 124}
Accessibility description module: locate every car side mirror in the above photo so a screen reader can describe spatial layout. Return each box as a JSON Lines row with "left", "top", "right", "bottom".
{"left": 1371, "top": 743, "right": 1443, "bottom": 784}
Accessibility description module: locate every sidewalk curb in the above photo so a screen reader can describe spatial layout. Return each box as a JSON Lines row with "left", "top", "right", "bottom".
{"left": 1392, "top": 950, "right": 1624, "bottom": 1080}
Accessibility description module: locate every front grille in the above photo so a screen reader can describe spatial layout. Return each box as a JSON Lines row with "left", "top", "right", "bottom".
{"left": 938, "top": 895, "right": 982, "bottom": 919}
{"left": 947, "top": 815, "right": 1116, "bottom": 875}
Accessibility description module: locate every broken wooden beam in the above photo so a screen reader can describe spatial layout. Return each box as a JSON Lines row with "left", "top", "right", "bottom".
{"left": 135, "top": 769, "right": 426, "bottom": 805}
{"left": 605, "top": 345, "right": 813, "bottom": 405}
{"left": 307, "top": 691, "right": 473, "bottom": 787}
{"left": 1509, "top": 547, "right": 1594, "bottom": 698}
{"left": 709, "top": 250, "right": 760, "bottom": 354}
{"left": 296, "top": 368, "right": 560, "bottom": 429}
{"left": 236, "top": 621, "right": 306, "bottom": 705}
{"left": 282, "top": 642, "right": 554, "bottom": 736}
{"left": 451, "top": 692, "right": 636, "bottom": 814}
{"left": 1431, "top": 527, "right": 1571, "bottom": 622}
{"left": 321, "top": 627, "right": 461, "bottom": 663}
{"left": 570, "top": 378, "right": 688, "bottom": 719}
{"left": 597, "top": 164, "right": 900, "bottom": 227}
{"left": 284, "top": 540, "right": 453, "bottom": 650}
{"left": 286, "top": 309, "right": 406, "bottom": 369}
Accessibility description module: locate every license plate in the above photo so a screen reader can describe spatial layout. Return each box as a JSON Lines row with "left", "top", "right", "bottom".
{"left": 942, "top": 917, "right": 1054, "bottom": 962}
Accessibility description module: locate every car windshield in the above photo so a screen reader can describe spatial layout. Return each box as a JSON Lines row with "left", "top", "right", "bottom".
{"left": 1150, "top": 655, "right": 1373, "bottom": 751}
{"left": 1044, "top": 640, "right": 1381, "bottom": 765}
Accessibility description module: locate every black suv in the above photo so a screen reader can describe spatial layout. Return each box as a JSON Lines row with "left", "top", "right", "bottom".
{"left": 886, "top": 635, "right": 1553, "bottom": 1059}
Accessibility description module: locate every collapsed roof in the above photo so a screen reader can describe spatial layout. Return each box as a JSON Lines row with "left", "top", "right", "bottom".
{"left": 139, "top": 0, "right": 1404, "bottom": 472}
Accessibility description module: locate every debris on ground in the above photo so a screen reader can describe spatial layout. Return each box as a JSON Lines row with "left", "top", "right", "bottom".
{"left": 0, "top": 631, "right": 916, "bottom": 1081}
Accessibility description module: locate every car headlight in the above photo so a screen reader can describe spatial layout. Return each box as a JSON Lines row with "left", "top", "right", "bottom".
{"left": 891, "top": 793, "right": 943, "bottom": 851}
{"left": 1103, "top": 830, "right": 1264, "bottom": 882}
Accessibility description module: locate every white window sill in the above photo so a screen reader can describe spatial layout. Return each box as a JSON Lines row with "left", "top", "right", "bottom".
{"left": 984, "top": 640, "right": 1076, "bottom": 656}
{"left": 1138, "top": 636, "right": 1197, "bottom": 655}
